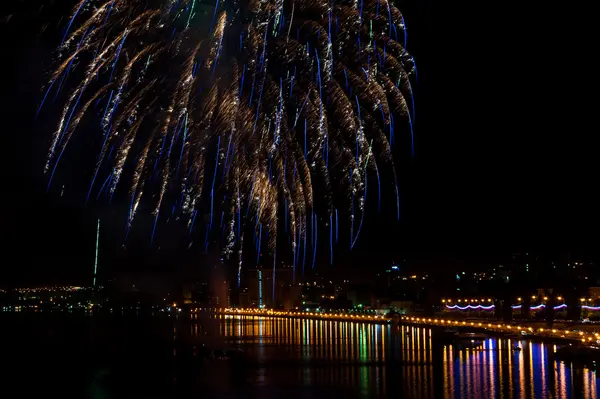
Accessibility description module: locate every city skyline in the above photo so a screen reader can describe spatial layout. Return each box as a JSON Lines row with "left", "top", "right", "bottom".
{"left": 0, "top": 1, "right": 591, "bottom": 288}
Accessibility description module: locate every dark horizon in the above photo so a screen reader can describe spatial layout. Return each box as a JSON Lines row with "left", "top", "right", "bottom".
{"left": 0, "top": 1, "right": 592, "bottom": 286}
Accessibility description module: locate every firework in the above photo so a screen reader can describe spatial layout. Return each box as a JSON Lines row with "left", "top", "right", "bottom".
{"left": 41, "top": 0, "right": 416, "bottom": 279}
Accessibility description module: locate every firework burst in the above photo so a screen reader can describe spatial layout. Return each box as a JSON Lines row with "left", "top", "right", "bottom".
{"left": 41, "top": 0, "right": 416, "bottom": 279}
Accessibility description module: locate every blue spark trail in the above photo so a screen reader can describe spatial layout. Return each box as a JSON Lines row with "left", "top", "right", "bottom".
{"left": 209, "top": 0, "right": 219, "bottom": 34}
{"left": 237, "top": 190, "right": 241, "bottom": 238}
{"left": 355, "top": 96, "right": 362, "bottom": 164}
{"left": 36, "top": 80, "right": 56, "bottom": 120}
{"left": 314, "top": 49, "right": 327, "bottom": 166}
{"left": 106, "top": 144, "right": 115, "bottom": 160}
{"left": 209, "top": 136, "right": 221, "bottom": 230}
{"left": 343, "top": 69, "right": 349, "bottom": 91}
{"left": 86, "top": 124, "right": 111, "bottom": 202}
{"left": 56, "top": 26, "right": 93, "bottom": 100}
{"left": 289, "top": 66, "right": 296, "bottom": 97}
{"left": 189, "top": 209, "right": 198, "bottom": 233}
{"left": 393, "top": 169, "right": 400, "bottom": 220}
{"left": 153, "top": 133, "right": 168, "bottom": 175}
{"left": 315, "top": 49, "right": 322, "bottom": 99}
{"left": 408, "top": 80, "right": 416, "bottom": 122}
{"left": 176, "top": 113, "right": 189, "bottom": 174}
{"left": 150, "top": 212, "right": 159, "bottom": 244}
{"left": 350, "top": 168, "right": 354, "bottom": 245}
{"left": 386, "top": 1, "right": 392, "bottom": 37}
{"left": 106, "top": 174, "right": 115, "bottom": 202}
{"left": 411, "top": 56, "right": 418, "bottom": 82}
{"left": 210, "top": 25, "right": 225, "bottom": 79}
{"left": 312, "top": 213, "right": 318, "bottom": 269}
{"left": 225, "top": 143, "right": 235, "bottom": 177}
{"left": 167, "top": 0, "right": 181, "bottom": 14}
{"left": 46, "top": 145, "right": 67, "bottom": 192}
{"left": 256, "top": 224, "right": 262, "bottom": 265}
{"left": 248, "top": 73, "right": 256, "bottom": 105}
{"left": 297, "top": 218, "right": 303, "bottom": 267}
{"left": 109, "top": 32, "right": 128, "bottom": 82}
{"left": 359, "top": 0, "right": 364, "bottom": 22}
{"left": 329, "top": 214, "right": 333, "bottom": 265}
{"left": 328, "top": 6, "right": 333, "bottom": 81}
{"left": 304, "top": 121, "right": 307, "bottom": 158}
{"left": 56, "top": 86, "right": 86, "bottom": 150}
{"left": 292, "top": 94, "right": 309, "bottom": 129}
{"left": 222, "top": 132, "right": 233, "bottom": 179}
{"left": 254, "top": 199, "right": 261, "bottom": 235}
{"left": 351, "top": 169, "right": 368, "bottom": 250}
{"left": 240, "top": 64, "right": 246, "bottom": 99}
{"left": 293, "top": 225, "right": 299, "bottom": 283}
{"left": 246, "top": 175, "right": 256, "bottom": 217}
{"left": 302, "top": 217, "right": 307, "bottom": 273}
{"left": 61, "top": 0, "right": 88, "bottom": 46}
{"left": 167, "top": 115, "right": 185, "bottom": 158}
{"left": 102, "top": 0, "right": 116, "bottom": 30}
{"left": 391, "top": 24, "right": 398, "bottom": 42}
{"left": 402, "top": 17, "right": 408, "bottom": 47}
{"left": 378, "top": 103, "right": 385, "bottom": 126}
{"left": 258, "top": 27, "right": 268, "bottom": 72}
{"left": 101, "top": 90, "right": 114, "bottom": 123}
{"left": 389, "top": 114, "right": 394, "bottom": 148}
{"left": 127, "top": 189, "right": 136, "bottom": 224}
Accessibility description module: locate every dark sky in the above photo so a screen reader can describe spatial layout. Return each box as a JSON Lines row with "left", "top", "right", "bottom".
{"left": 0, "top": 1, "right": 592, "bottom": 286}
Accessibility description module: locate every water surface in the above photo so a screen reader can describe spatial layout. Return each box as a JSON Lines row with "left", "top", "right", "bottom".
{"left": 1, "top": 312, "right": 598, "bottom": 398}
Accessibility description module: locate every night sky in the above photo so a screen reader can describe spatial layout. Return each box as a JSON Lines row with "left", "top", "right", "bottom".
{"left": 0, "top": 1, "right": 592, "bottom": 286}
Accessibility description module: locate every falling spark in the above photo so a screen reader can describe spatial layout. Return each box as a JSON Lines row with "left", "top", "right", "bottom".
{"left": 42, "top": 0, "right": 416, "bottom": 279}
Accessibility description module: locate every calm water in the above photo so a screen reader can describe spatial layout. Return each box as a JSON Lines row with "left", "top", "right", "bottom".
{"left": 213, "top": 314, "right": 600, "bottom": 398}
{"left": 1, "top": 312, "right": 599, "bottom": 398}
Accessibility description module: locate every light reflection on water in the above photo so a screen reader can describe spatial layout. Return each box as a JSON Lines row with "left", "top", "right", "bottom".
{"left": 190, "top": 314, "right": 600, "bottom": 398}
